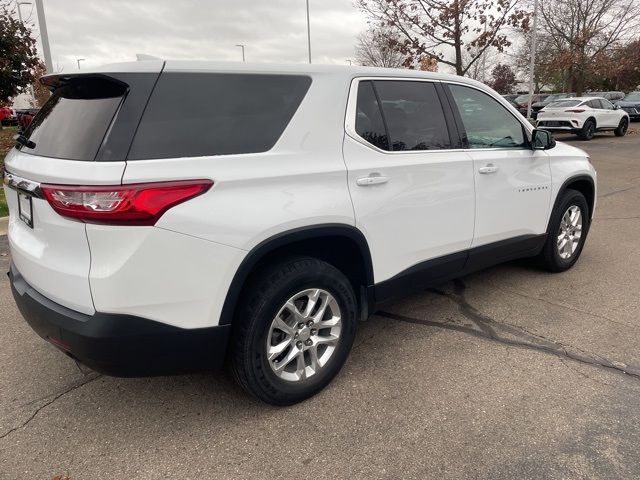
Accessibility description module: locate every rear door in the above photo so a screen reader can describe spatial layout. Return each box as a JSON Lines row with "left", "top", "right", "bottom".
{"left": 4, "top": 65, "right": 162, "bottom": 314}
{"left": 342, "top": 78, "right": 475, "bottom": 296}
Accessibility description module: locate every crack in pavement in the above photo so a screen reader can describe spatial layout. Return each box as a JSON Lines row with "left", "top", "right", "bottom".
{"left": 600, "top": 185, "right": 638, "bottom": 198}
{"left": 478, "top": 280, "right": 639, "bottom": 331}
{"left": 377, "top": 279, "right": 640, "bottom": 382}
{"left": 0, "top": 374, "right": 101, "bottom": 441}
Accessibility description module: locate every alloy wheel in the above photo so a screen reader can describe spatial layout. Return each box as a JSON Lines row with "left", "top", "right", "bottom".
{"left": 266, "top": 289, "right": 342, "bottom": 382}
{"left": 557, "top": 205, "right": 583, "bottom": 259}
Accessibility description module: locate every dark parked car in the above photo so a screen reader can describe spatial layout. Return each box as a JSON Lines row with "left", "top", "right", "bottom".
{"left": 615, "top": 91, "right": 640, "bottom": 121}
{"left": 530, "top": 93, "right": 576, "bottom": 119}
{"left": 514, "top": 93, "right": 549, "bottom": 116}
{"left": 502, "top": 94, "right": 519, "bottom": 103}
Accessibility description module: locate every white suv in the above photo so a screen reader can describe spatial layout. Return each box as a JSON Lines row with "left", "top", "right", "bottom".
{"left": 537, "top": 96, "right": 629, "bottom": 140}
{"left": 4, "top": 61, "right": 596, "bottom": 405}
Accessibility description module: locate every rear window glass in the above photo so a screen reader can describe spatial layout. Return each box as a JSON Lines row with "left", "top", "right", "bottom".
{"left": 128, "top": 73, "right": 311, "bottom": 160}
{"left": 548, "top": 100, "right": 581, "bottom": 108}
{"left": 18, "top": 76, "right": 126, "bottom": 160}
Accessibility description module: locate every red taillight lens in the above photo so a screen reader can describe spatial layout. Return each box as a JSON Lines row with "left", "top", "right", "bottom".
{"left": 41, "top": 180, "right": 213, "bottom": 226}
{"left": 565, "top": 109, "right": 585, "bottom": 113}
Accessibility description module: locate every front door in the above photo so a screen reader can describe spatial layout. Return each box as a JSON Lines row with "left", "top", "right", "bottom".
{"left": 444, "top": 83, "right": 552, "bottom": 254}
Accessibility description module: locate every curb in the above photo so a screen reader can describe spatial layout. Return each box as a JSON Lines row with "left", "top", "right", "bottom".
{"left": 0, "top": 216, "right": 8, "bottom": 236}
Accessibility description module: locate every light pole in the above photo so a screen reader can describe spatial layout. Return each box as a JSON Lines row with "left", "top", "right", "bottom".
{"left": 77, "top": 58, "right": 85, "bottom": 70}
{"left": 34, "top": 0, "right": 53, "bottom": 73}
{"left": 346, "top": 59, "right": 352, "bottom": 65}
{"left": 306, "top": 0, "right": 311, "bottom": 64}
{"left": 526, "top": 0, "right": 539, "bottom": 120}
{"left": 235, "top": 44, "right": 245, "bottom": 62}
{"left": 16, "top": 1, "right": 31, "bottom": 23}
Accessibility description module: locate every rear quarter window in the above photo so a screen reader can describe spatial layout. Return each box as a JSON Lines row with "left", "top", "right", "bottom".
{"left": 18, "top": 76, "right": 127, "bottom": 161}
{"left": 128, "top": 73, "right": 312, "bottom": 160}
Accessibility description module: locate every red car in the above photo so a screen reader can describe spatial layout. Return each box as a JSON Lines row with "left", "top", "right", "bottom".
{"left": 1, "top": 107, "right": 17, "bottom": 126}
{"left": 16, "top": 109, "right": 38, "bottom": 132}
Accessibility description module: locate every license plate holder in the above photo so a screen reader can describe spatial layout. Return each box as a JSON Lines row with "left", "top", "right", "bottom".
{"left": 17, "top": 190, "right": 34, "bottom": 228}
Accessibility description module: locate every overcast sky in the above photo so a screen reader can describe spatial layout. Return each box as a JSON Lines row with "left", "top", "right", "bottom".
{"left": 17, "top": 0, "right": 370, "bottom": 73}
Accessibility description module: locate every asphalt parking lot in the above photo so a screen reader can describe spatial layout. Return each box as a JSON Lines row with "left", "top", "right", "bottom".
{"left": 1, "top": 130, "right": 640, "bottom": 479}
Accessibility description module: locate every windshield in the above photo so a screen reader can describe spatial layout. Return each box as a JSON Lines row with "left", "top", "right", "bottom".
{"left": 547, "top": 100, "right": 582, "bottom": 108}
{"left": 624, "top": 92, "right": 640, "bottom": 101}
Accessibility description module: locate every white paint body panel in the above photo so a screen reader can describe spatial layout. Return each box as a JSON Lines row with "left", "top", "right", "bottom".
{"left": 4, "top": 150, "right": 126, "bottom": 315}
{"left": 342, "top": 136, "right": 475, "bottom": 282}
{"left": 469, "top": 149, "right": 552, "bottom": 247}
{"left": 537, "top": 96, "right": 629, "bottom": 130}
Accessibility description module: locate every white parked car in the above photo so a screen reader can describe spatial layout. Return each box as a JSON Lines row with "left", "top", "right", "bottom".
{"left": 4, "top": 61, "right": 596, "bottom": 405}
{"left": 537, "top": 96, "right": 629, "bottom": 140}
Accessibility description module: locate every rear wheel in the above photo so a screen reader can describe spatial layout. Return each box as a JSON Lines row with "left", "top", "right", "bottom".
{"left": 537, "top": 189, "right": 589, "bottom": 272}
{"left": 578, "top": 119, "right": 595, "bottom": 140}
{"left": 230, "top": 257, "right": 358, "bottom": 405}
{"left": 614, "top": 118, "right": 628, "bottom": 137}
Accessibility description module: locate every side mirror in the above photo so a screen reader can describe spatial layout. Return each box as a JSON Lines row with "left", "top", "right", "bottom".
{"left": 531, "top": 129, "right": 556, "bottom": 150}
{"left": 614, "top": 104, "right": 620, "bottom": 110}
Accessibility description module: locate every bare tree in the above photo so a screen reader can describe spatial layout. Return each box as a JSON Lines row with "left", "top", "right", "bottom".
{"left": 356, "top": 0, "right": 530, "bottom": 75}
{"left": 355, "top": 27, "right": 407, "bottom": 68}
{"left": 538, "top": 0, "right": 640, "bottom": 95}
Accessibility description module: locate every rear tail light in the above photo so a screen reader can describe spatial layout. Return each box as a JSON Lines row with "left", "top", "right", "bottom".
{"left": 565, "top": 109, "right": 585, "bottom": 113}
{"left": 41, "top": 180, "right": 213, "bottom": 226}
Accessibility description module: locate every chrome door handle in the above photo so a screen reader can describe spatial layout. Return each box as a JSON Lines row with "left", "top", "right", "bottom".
{"left": 356, "top": 174, "right": 389, "bottom": 186}
{"left": 478, "top": 164, "right": 498, "bottom": 174}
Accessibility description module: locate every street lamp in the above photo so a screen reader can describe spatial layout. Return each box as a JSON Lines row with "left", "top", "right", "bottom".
{"left": 526, "top": 0, "right": 539, "bottom": 120}
{"left": 346, "top": 59, "right": 352, "bottom": 65}
{"left": 235, "top": 44, "right": 245, "bottom": 62}
{"left": 16, "top": 1, "right": 31, "bottom": 23}
{"left": 77, "top": 58, "right": 85, "bottom": 70}
{"left": 306, "top": 0, "right": 311, "bottom": 64}
{"left": 34, "top": 0, "right": 53, "bottom": 73}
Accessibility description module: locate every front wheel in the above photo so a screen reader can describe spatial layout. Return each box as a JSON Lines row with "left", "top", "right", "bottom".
{"left": 230, "top": 257, "right": 358, "bottom": 405}
{"left": 537, "top": 189, "right": 590, "bottom": 272}
{"left": 614, "top": 118, "right": 628, "bottom": 137}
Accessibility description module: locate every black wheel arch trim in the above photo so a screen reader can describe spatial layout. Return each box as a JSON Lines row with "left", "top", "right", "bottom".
{"left": 548, "top": 174, "right": 596, "bottom": 231}
{"left": 218, "top": 223, "right": 375, "bottom": 325}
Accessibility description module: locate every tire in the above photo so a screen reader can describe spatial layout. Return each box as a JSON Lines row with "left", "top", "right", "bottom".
{"left": 578, "top": 119, "right": 595, "bottom": 140}
{"left": 230, "top": 256, "right": 358, "bottom": 405}
{"left": 537, "top": 189, "right": 590, "bottom": 272}
{"left": 614, "top": 117, "right": 628, "bottom": 137}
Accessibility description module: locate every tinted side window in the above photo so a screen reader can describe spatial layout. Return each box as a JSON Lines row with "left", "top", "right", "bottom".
{"left": 374, "top": 81, "right": 451, "bottom": 151}
{"left": 600, "top": 99, "right": 614, "bottom": 109}
{"left": 128, "top": 73, "right": 311, "bottom": 160}
{"left": 449, "top": 85, "right": 526, "bottom": 149}
{"left": 587, "top": 100, "right": 601, "bottom": 109}
{"left": 19, "top": 76, "right": 126, "bottom": 161}
{"left": 355, "top": 81, "right": 389, "bottom": 150}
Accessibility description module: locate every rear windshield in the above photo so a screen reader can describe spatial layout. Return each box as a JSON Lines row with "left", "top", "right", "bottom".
{"left": 547, "top": 100, "right": 582, "bottom": 108}
{"left": 127, "top": 73, "right": 312, "bottom": 160}
{"left": 18, "top": 76, "right": 126, "bottom": 160}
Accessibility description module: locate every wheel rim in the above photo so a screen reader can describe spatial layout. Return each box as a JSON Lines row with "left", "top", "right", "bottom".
{"left": 557, "top": 205, "right": 583, "bottom": 260}
{"left": 587, "top": 123, "right": 594, "bottom": 137}
{"left": 621, "top": 120, "right": 628, "bottom": 133}
{"left": 266, "top": 289, "right": 342, "bottom": 382}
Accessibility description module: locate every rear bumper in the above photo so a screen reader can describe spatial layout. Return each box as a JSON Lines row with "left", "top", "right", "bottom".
{"left": 9, "top": 262, "right": 231, "bottom": 377}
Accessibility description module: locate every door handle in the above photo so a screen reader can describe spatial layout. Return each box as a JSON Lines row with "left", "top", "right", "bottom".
{"left": 356, "top": 174, "right": 389, "bottom": 186}
{"left": 478, "top": 163, "right": 498, "bottom": 174}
